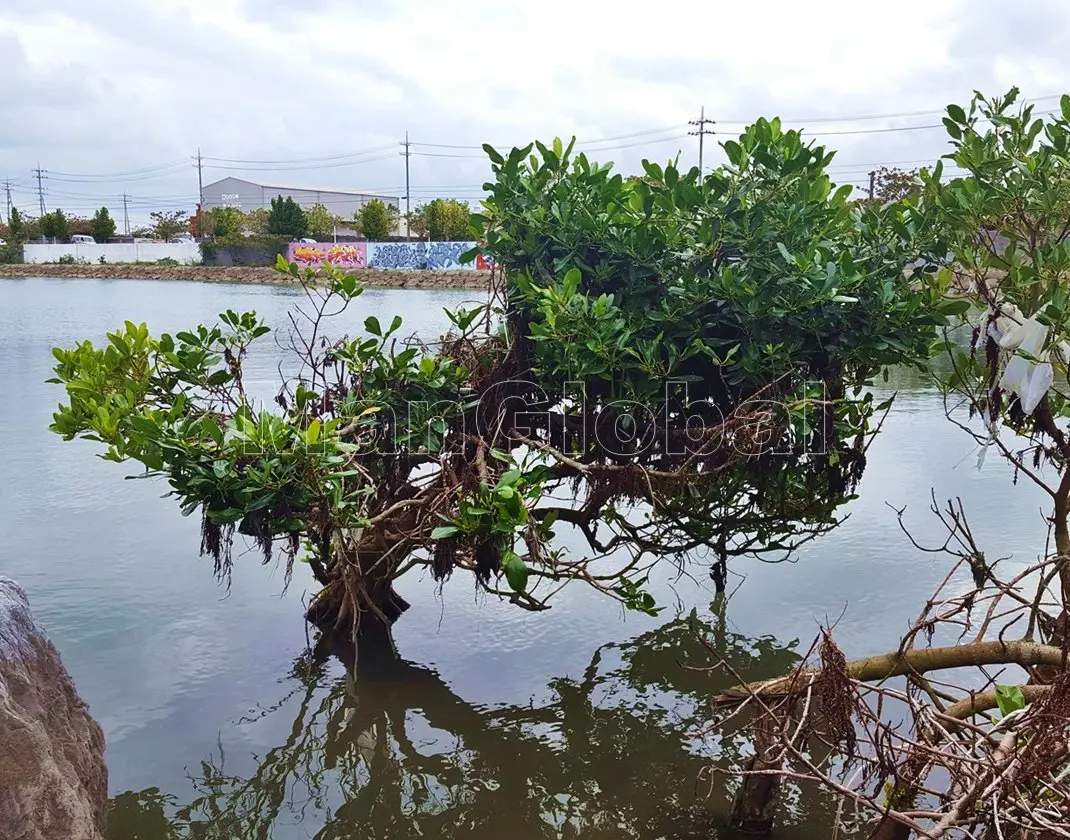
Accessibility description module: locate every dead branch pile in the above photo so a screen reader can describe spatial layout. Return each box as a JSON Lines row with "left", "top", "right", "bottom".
{"left": 706, "top": 495, "right": 1070, "bottom": 839}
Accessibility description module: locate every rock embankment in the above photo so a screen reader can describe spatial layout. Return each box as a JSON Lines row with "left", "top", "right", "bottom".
{"left": 0, "top": 263, "right": 493, "bottom": 290}
{"left": 0, "top": 577, "right": 107, "bottom": 840}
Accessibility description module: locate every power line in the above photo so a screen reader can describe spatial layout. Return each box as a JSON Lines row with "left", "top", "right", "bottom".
{"left": 408, "top": 132, "right": 690, "bottom": 161}
{"left": 200, "top": 144, "right": 396, "bottom": 165}
{"left": 826, "top": 157, "right": 962, "bottom": 170}
{"left": 0, "top": 174, "right": 29, "bottom": 190}
{"left": 14, "top": 93, "right": 1065, "bottom": 184}
{"left": 403, "top": 96, "right": 1064, "bottom": 158}
{"left": 408, "top": 141, "right": 491, "bottom": 151}
{"left": 813, "top": 123, "right": 947, "bottom": 136}
{"left": 401, "top": 132, "right": 411, "bottom": 238}
{"left": 714, "top": 93, "right": 1065, "bottom": 125}
{"left": 409, "top": 124, "right": 687, "bottom": 152}
{"left": 47, "top": 165, "right": 191, "bottom": 184}
{"left": 34, "top": 189, "right": 200, "bottom": 201}
{"left": 45, "top": 159, "right": 190, "bottom": 179}
{"left": 689, "top": 106, "right": 715, "bottom": 173}
{"left": 408, "top": 151, "right": 488, "bottom": 159}
{"left": 10, "top": 96, "right": 1061, "bottom": 216}
{"left": 581, "top": 133, "right": 689, "bottom": 152}
{"left": 576, "top": 125, "right": 688, "bottom": 146}
{"left": 199, "top": 152, "right": 397, "bottom": 173}
{"left": 33, "top": 164, "right": 46, "bottom": 216}
{"left": 725, "top": 108, "right": 1058, "bottom": 138}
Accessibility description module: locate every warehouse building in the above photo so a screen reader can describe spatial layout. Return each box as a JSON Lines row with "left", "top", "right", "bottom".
{"left": 200, "top": 177, "right": 399, "bottom": 219}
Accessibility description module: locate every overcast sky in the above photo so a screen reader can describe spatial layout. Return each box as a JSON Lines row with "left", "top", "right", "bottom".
{"left": 1, "top": 0, "right": 1067, "bottom": 224}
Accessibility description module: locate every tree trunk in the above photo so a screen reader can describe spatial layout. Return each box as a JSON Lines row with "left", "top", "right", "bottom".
{"left": 869, "top": 751, "right": 930, "bottom": 840}
{"left": 304, "top": 532, "right": 410, "bottom": 638}
{"left": 870, "top": 812, "right": 912, "bottom": 840}
{"left": 304, "top": 579, "right": 410, "bottom": 634}
{"left": 729, "top": 743, "right": 783, "bottom": 834}
{"left": 728, "top": 698, "right": 800, "bottom": 835}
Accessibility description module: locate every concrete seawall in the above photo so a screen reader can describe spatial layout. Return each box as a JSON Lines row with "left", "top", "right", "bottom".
{"left": 0, "top": 264, "right": 494, "bottom": 290}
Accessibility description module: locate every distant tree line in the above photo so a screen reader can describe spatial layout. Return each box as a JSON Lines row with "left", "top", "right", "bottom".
{"left": 196, "top": 196, "right": 408, "bottom": 243}
{"left": 0, "top": 204, "right": 163, "bottom": 247}
{"left": 1, "top": 206, "right": 116, "bottom": 244}
{"left": 404, "top": 198, "right": 472, "bottom": 240}
{"left": 3, "top": 192, "right": 471, "bottom": 264}
{"left": 1, "top": 205, "right": 121, "bottom": 261}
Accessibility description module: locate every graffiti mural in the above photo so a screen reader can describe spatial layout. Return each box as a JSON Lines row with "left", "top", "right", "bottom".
{"left": 287, "top": 242, "right": 367, "bottom": 268}
{"left": 367, "top": 241, "right": 481, "bottom": 270}
{"left": 286, "top": 242, "right": 485, "bottom": 271}
{"left": 368, "top": 242, "right": 427, "bottom": 269}
{"left": 425, "top": 242, "right": 470, "bottom": 269}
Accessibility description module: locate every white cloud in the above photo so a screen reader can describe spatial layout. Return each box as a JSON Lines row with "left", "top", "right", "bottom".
{"left": 0, "top": 0, "right": 1067, "bottom": 224}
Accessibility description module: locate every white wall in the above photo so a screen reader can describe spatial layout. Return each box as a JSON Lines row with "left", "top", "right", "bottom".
{"left": 23, "top": 243, "right": 202, "bottom": 265}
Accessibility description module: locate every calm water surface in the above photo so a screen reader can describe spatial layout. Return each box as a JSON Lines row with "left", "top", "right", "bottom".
{"left": 0, "top": 278, "right": 1049, "bottom": 838}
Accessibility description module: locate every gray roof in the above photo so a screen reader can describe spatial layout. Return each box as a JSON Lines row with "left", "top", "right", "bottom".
{"left": 202, "top": 176, "right": 395, "bottom": 201}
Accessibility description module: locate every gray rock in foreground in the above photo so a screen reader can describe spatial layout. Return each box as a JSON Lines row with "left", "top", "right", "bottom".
{"left": 0, "top": 577, "right": 107, "bottom": 840}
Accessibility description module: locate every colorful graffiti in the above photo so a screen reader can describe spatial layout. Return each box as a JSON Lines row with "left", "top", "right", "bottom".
{"left": 368, "top": 242, "right": 427, "bottom": 269}
{"left": 287, "top": 242, "right": 367, "bottom": 268}
{"left": 286, "top": 241, "right": 487, "bottom": 270}
{"left": 366, "top": 241, "right": 483, "bottom": 270}
{"left": 425, "top": 242, "right": 470, "bottom": 269}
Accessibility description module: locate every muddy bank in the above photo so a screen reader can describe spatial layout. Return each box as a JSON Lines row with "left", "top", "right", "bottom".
{"left": 0, "top": 263, "right": 493, "bottom": 290}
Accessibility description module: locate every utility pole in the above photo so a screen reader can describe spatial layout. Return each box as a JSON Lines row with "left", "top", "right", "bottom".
{"left": 122, "top": 193, "right": 130, "bottom": 237}
{"left": 196, "top": 148, "right": 204, "bottom": 207}
{"left": 868, "top": 170, "right": 876, "bottom": 201}
{"left": 400, "top": 132, "right": 411, "bottom": 239}
{"left": 33, "top": 164, "right": 46, "bottom": 217}
{"left": 688, "top": 107, "right": 715, "bottom": 174}
{"left": 2, "top": 180, "right": 11, "bottom": 225}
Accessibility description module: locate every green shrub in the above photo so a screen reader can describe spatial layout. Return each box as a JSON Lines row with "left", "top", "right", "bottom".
{"left": 41, "top": 210, "right": 70, "bottom": 242}
{"left": 58, "top": 253, "right": 76, "bottom": 265}
{"left": 425, "top": 198, "right": 471, "bottom": 240}
{"left": 306, "top": 203, "right": 338, "bottom": 241}
{"left": 201, "top": 235, "right": 289, "bottom": 266}
{"left": 266, "top": 196, "right": 308, "bottom": 240}
{"left": 156, "top": 257, "right": 180, "bottom": 267}
{"left": 8, "top": 208, "right": 24, "bottom": 240}
{"left": 0, "top": 241, "right": 23, "bottom": 264}
{"left": 91, "top": 207, "right": 117, "bottom": 243}
{"left": 359, "top": 199, "right": 393, "bottom": 240}
{"left": 200, "top": 207, "right": 245, "bottom": 238}
{"left": 199, "top": 240, "right": 218, "bottom": 262}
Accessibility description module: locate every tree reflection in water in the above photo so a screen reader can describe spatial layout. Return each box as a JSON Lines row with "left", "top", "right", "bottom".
{"left": 107, "top": 606, "right": 842, "bottom": 839}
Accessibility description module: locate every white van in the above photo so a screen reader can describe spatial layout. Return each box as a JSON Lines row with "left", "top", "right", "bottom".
{"left": 71, "top": 235, "right": 96, "bottom": 245}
